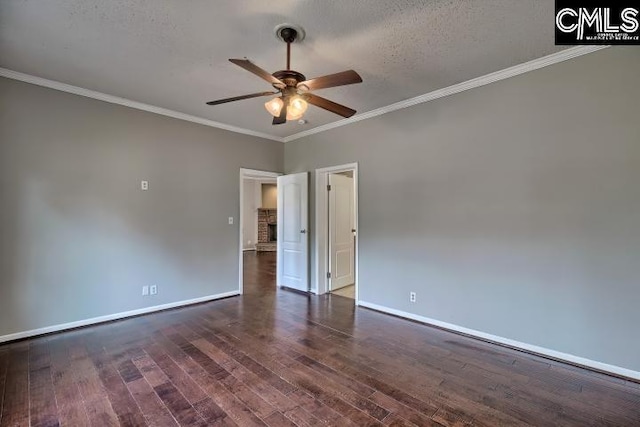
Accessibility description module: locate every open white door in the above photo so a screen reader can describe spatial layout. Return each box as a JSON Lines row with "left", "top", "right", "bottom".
{"left": 277, "top": 172, "right": 309, "bottom": 291}
{"left": 328, "top": 174, "right": 355, "bottom": 290}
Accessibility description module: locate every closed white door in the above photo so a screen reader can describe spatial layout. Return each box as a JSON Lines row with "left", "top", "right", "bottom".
{"left": 329, "top": 174, "right": 355, "bottom": 290}
{"left": 277, "top": 172, "right": 309, "bottom": 291}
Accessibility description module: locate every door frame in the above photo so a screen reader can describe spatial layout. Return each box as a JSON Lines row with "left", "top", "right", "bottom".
{"left": 314, "top": 163, "right": 359, "bottom": 302}
{"left": 239, "top": 168, "right": 281, "bottom": 295}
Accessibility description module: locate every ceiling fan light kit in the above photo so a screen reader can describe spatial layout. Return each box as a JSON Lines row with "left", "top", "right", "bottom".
{"left": 206, "top": 24, "right": 362, "bottom": 125}
{"left": 264, "top": 97, "right": 284, "bottom": 116}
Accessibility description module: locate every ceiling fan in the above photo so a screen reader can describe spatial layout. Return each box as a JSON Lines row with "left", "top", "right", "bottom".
{"left": 206, "top": 25, "right": 362, "bottom": 125}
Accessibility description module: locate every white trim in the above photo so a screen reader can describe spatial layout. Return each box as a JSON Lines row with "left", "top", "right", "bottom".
{"left": 242, "top": 169, "right": 282, "bottom": 179}
{"left": 315, "top": 163, "right": 359, "bottom": 300}
{"left": 0, "top": 291, "right": 239, "bottom": 344}
{"left": 283, "top": 46, "right": 610, "bottom": 142}
{"left": 357, "top": 300, "right": 640, "bottom": 382}
{"left": 239, "top": 168, "right": 281, "bottom": 295}
{"left": 1, "top": 46, "right": 608, "bottom": 144}
{"left": 0, "top": 68, "right": 282, "bottom": 143}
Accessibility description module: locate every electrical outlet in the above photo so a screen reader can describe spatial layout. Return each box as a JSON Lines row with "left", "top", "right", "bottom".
{"left": 142, "top": 286, "right": 149, "bottom": 296}
{"left": 410, "top": 292, "right": 417, "bottom": 303}
{"left": 150, "top": 285, "right": 158, "bottom": 295}
{"left": 141, "top": 180, "right": 149, "bottom": 190}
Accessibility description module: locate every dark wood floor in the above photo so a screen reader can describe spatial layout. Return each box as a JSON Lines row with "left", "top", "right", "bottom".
{"left": 1, "top": 252, "right": 639, "bottom": 426}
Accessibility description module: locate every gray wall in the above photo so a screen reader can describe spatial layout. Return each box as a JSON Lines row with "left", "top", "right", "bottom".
{"left": 285, "top": 47, "right": 640, "bottom": 372}
{"left": 0, "top": 77, "right": 283, "bottom": 337}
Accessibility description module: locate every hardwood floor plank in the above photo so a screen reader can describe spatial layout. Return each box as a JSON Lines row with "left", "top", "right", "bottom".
{"left": 263, "top": 411, "right": 298, "bottom": 427}
{"left": 155, "top": 330, "right": 267, "bottom": 426}
{"left": 0, "top": 345, "right": 30, "bottom": 427}
{"left": 86, "top": 351, "right": 146, "bottom": 426}
{"left": 0, "top": 350, "right": 10, "bottom": 425}
{"left": 192, "top": 324, "right": 383, "bottom": 426}
{"left": 182, "top": 331, "right": 322, "bottom": 427}
{"left": 143, "top": 344, "right": 207, "bottom": 405}
{"left": 190, "top": 338, "right": 279, "bottom": 419}
{"left": 1, "top": 251, "right": 639, "bottom": 426}
{"left": 202, "top": 311, "right": 446, "bottom": 422}
{"left": 126, "top": 377, "right": 178, "bottom": 427}
{"left": 133, "top": 355, "right": 171, "bottom": 388}
{"left": 192, "top": 397, "right": 236, "bottom": 426}
{"left": 71, "top": 338, "right": 121, "bottom": 427}
{"left": 118, "top": 359, "right": 144, "bottom": 384}
{"left": 29, "top": 365, "right": 59, "bottom": 427}
{"left": 286, "top": 389, "right": 343, "bottom": 424}
{"left": 227, "top": 304, "right": 523, "bottom": 426}
{"left": 49, "top": 336, "right": 91, "bottom": 427}
{"left": 369, "top": 391, "right": 449, "bottom": 427}
{"left": 382, "top": 413, "right": 423, "bottom": 427}
{"left": 28, "top": 339, "right": 60, "bottom": 427}
{"left": 153, "top": 382, "right": 207, "bottom": 427}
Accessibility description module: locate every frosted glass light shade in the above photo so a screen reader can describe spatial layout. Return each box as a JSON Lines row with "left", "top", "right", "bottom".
{"left": 286, "top": 96, "right": 308, "bottom": 120}
{"left": 264, "top": 97, "right": 284, "bottom": 117}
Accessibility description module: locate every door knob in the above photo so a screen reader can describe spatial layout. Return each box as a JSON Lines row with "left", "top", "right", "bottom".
{"left": 300, "top": 229, "right": 307, "bottom": 234}
{"left": 352, "top": 229, "right": 356, "bottom": 233}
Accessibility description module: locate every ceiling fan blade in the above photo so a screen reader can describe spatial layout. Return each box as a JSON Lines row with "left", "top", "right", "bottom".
{"left": 305, "top": 94, "right": 356, "bottom": 118}
{"left": 206, "top": 91, "right": 278, "bottom": 105}
{"left": 229, "top": 59, "right": 285, "bottom": 88}
{"left": 298, "top": 70, "right": 362, "bottom": 91}
{"left": 272, "top": 102, "right": 287, "bottom": 125}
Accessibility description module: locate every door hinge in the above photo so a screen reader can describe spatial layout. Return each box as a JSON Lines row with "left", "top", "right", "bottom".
{"left": 327, "top": 184, "right": 331, "bottom": 191}
{"left": 327, "top": 272, "right": 331, "bottom": 279}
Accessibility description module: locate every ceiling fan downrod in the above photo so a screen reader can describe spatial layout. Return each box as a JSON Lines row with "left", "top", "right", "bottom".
{"left": 279, "top": 27, "right": 298, "bottom": 71}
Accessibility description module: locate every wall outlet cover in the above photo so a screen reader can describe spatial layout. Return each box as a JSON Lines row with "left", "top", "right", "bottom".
{"left": 150, "top": 285, "right": 157, "bottom": 295}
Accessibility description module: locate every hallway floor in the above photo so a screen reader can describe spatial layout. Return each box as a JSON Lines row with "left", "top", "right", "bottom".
{"left": 331, "top": 284, "right": 355, "bottom": 299}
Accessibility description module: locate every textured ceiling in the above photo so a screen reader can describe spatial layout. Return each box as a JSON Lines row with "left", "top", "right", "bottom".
{"left": 0, "top": 0, "right": 564, "bottom": 139}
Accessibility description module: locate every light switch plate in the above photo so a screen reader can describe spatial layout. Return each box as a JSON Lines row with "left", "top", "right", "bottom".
{"left": 228, "top": 217, "right": 234, "bottom": 225}
{"left": 142, "top": 286, "right": 149, "bottom": 296}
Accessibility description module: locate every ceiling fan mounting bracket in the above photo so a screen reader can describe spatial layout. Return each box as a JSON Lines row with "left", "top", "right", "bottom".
{"left": 274, "top": 23, "right": 305, "bottom": 43}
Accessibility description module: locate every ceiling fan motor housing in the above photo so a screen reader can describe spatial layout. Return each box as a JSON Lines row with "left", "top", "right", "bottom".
{"left": 272, "top": 70, "right": 306, "bottom": 89}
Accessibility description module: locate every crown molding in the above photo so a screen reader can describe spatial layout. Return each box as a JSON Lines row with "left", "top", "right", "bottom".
{"left": 283, "top": 45, "right": 610, "bottom": 143}
{"left": 0, "top": 68, "right": 285, "bottom": 143}
{"left": 1, "top": 45, "right": 608, "bottom": 144}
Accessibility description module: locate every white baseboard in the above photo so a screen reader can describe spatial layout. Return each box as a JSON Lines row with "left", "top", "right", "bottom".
{"left": 357, "top": 300, "right": 640, "bottom": 381}
{"left": 0, "top": 290, "right": 240, "bottom": 344}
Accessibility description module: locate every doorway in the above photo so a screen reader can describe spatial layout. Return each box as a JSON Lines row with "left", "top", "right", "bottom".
{"left": 315, "top": 163, "right": 359, "bottom": 301}
{"left": 239, "top": 168, "right": 280, "bottom": 295}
